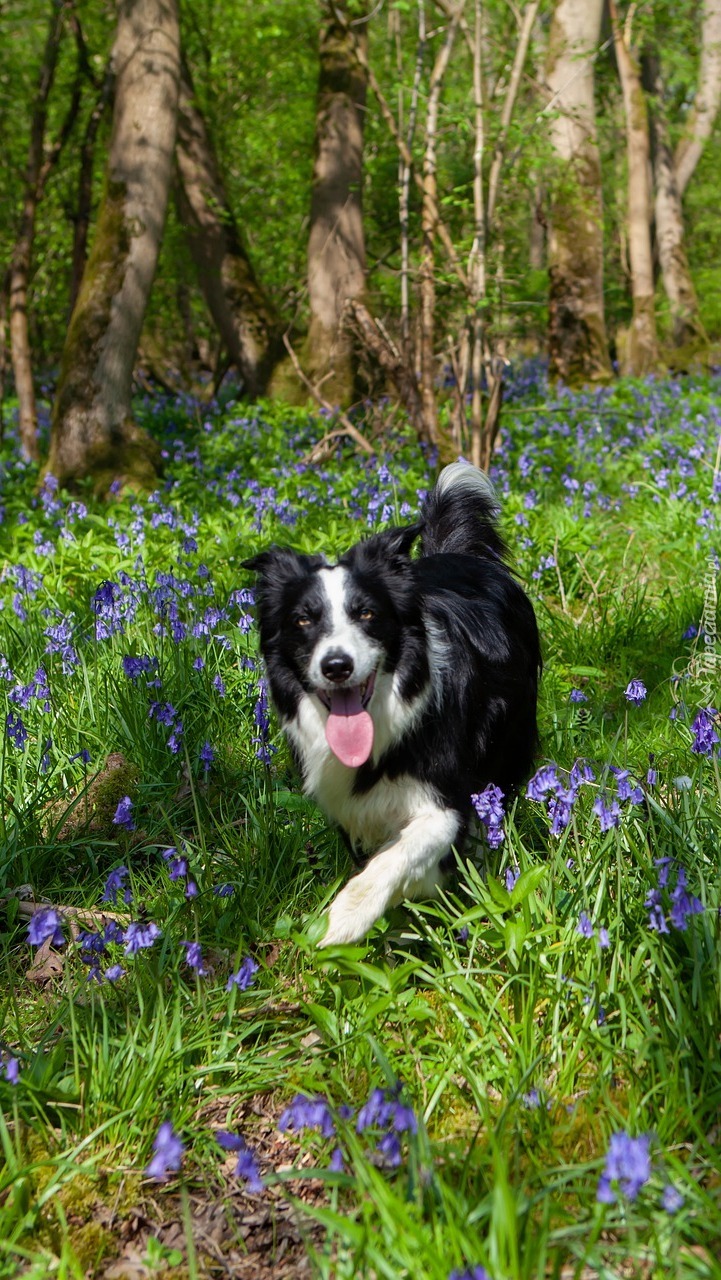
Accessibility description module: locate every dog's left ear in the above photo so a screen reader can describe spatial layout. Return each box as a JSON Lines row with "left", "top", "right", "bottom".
{"left": 360, "top": 522, "right": 422, "bottom": 562}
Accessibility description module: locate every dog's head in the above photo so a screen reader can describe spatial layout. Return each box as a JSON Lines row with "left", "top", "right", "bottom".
{"left": 243, "top": 524, "right": 422, "bottom": 766}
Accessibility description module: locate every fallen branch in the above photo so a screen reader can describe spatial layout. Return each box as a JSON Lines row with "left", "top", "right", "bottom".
{"left": 343, "top": 299, "right": 424, "bottom": 433}
{"left": 282, "top": 333, "right": 375, "bottom": 458}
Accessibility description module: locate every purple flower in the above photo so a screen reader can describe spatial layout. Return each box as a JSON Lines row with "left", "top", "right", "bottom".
{"left": 112, "top": 796, "right": 135, "bottom": 831}
{"left": 526, "top": 764, "right": 564, "bottom": 801}
{"left": 470, "top": 784, "right": 505, "bottom": 848}
{"left": 505, "top": 865, "right": 519, "bottom": 892}
{"left": 598, "top": 927, "right": 610, "bottom": 949}
{"left": 216, "top": 1131, "right": 263, "bottom": 1192}
{"left": 146, "top": 1121, "right": 184, "bottom": 1180}
{"left": 522, "top": 1088, "right": 541, "bottom": 1109}
{"left": 199, "top": 741, "right": 215, "bottom": 771}
{"left": 645, "top": 887, "right": 669, "bottom": 933}
{"left": 227, "top": 956, "right": 259, "bottom": 992}
{"left": 104, "top": 964, "right": 126, "bottom": 982}
{"left": 6, "top": 711, "right": 28, "bottom": 750}
{"left": 661, "top": 1183, "right": 684, "bottom": 1213}
{"left": 213, "top": 882, "right": 234, "bottom": 898}
{"left": 569, "top": 689, "right": 588, "bottom": 703}
{"left": 124, "top": 921, "right": 161, "bottom": 954}
{"left": 2, "top": 1055, "right": 20, "bottom": 1084}
{"left": 213, "top": 674, "right": 226, "bottom": 697}
{"left": 597, "top": 1131, "right": 651, "bottom": 1204}
{"left": 279, "top": 1095, "right": 336, "bottom": 1139}
{"left": 182, "top": 941, "right": 207, "bottom": 975}
{"left": 577, "top": 911, "right": 594, "bottom": 938}
{"left": 593, "top": 794, "right": 621, "bottom": 833}
{"left": 669, "top": 866, "right": 703, "bottom": 930}
{"left": 690, "top": 707, "right": 719, "bottom": 756}
{"left": 624, "top": 679, "right": 647, "bottom": 705}
{"left": 449, "top": 1268, "right": 491, "bottom": 1280}
{"left": 27, "top": 908, "right": 64, "bottom": 947}
{"left": 101, "top": 865, "right": 131, "bottom": 904}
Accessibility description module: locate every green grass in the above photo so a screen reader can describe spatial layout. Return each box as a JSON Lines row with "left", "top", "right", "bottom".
{"left": 0, "top": 374, "right": 720, "bottom": 1278}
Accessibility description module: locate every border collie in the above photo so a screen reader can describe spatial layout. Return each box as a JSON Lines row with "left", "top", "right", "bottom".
{"left": 243, "top": 462, "right": 541, "bottom": 946}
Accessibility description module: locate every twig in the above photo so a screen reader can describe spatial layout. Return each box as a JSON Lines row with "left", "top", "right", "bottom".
{"left": 282, "top": 333, "right": 375, "bottom": 457}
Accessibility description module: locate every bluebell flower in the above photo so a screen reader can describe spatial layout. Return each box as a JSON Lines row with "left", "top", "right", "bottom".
{"left": 69, "top": 749, "right": 91, "bottom": 765}
{"left": 597, "top": 1131, "right": 651, "bottom": 1204}
{"left": 690, "top": 707, "right": 719, "bottom": 756}
{"left": 199, "top": 741, "right": 214, "bottom": 771}
{"left": 526, "top": 764, "right": 564, "bottom": 801}
{"left": 278, "top": 1095, "right": 336, "bottom": 1139}
{"left": 113, "top": 796, "right": 135, "bottom": 831}
{"left": 593, "top": 794, "right": 621, "bottom": 833}
{"left": 105, "top": 964, "right": 126, "bottom": 982}
{"left": 124, "top": 921, "right": 161, "bottom": 954}
{"left": 569, "top": 689, "right": 588, "bottom": 703}
{"left": 216, "top": 1131, "right": 263, "bottom": 1192}
{"left": 522, "top": 1088, "right": 541, "bottom": 1109}
{"left": 6, "top": 711, "right": 28, "bottom": 750}
{"left": 598, "top": 927, "right": 610, "bottom": 949}
{"left": 329, "top": 1146, "right": 345, "bottom": 1172}
{"left": 449, "top": 1267, "right": 491, "bottom": 1280}
{"left": 213, "top": 674, "right": 226, "bottom": 697}
{"left": 470, "top": 784, "right": 505, "bottom": 848}
{"left": 577, "top": 911, "right": 594, "bottom": 938}
{"left": 146, "top": 1121, "right": 184, "bottom": 1180}
{"left": 661, "top": 1184, "right": 684, "bottom": 1213}
{"left": 213, "top": 883, "right": 234, "bottom": 898}
{"left": 227, "top": 957, "right": 259, "bottom": 992}
{"left": 505, "top": 866, "right": 519, "bottom": 892}
{"left": 182, "top": 941, "right": 207, "bottom": 975}
{"left": 2, "top": 1055, "right": 20, "bottom": 1085}
{"left": 101, "top": 865, "right": 131, "bottom": 904}
{"left": 624, "top": 679, "right": 647, "bottom": 705}
{"left": 645, "top": 888, "right": 669, "bottom": 933}
{"left": 28, "top": 908, "right": 64, "bottom": 947}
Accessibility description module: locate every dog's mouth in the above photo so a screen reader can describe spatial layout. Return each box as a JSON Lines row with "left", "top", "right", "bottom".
{"left": 317, "top": 671, "right": 376, "bottom": 768}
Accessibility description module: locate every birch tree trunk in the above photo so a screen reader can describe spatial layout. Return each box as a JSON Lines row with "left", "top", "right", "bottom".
{"left": 419, "top": 6, "right": 461, "bottom": 445}
{"left": 305, "top": 2, "right": 367, "bottom": 406}
{"left": 175, "top": 58, "right": 279, "bottom": 396}
{"left": 546, "top": 0, "right": 611, "bottom": 385}
{"left": 9, "top": 2, "right": 66, "bottom": 463}
{"left": 611, "top": 1, "right": 658, "bottom": 376}
{"left": 643, "top": 53, "right": 704, "bottom": 350}
{"left": 674, "top": 0, "right": 721, "bottom": 198}
{"left": 47, "top": 0, "right": 180, "bottom": 492}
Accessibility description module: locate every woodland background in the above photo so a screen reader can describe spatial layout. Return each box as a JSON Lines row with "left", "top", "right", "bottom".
{"left": 2, "top": 0, "right": 721, "bottom": 488}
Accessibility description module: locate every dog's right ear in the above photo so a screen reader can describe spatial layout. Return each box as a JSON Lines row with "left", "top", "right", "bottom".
{"left": 242, "top": 547, "right": 325, "bottom": 581}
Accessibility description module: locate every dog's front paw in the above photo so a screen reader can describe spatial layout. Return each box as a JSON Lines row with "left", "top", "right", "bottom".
{"left": 318, "top": 876, "right": 387, "bottom": 948}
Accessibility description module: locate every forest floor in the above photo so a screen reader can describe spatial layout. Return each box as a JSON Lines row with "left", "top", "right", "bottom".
{"left": 1, "top": 368, "right": 721, "bottom": 1279}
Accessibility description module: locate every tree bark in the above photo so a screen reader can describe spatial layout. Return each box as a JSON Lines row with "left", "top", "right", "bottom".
{"left": 9, "top": 2, "right": 66, "bottom": 463}
{"left": 419, "top": 6, "right": 462, "bottom": 445}
{"left": 47, "top": 0, "right": 180, "bottom": 492}
{"left": 546, "top": 0, "right": 612, "bottom": 385}
{"left": 674, "top": 0, "right": 721, "bottom": 197}
{"left": 643, "top": 52, "right": 704, "bottom": 350}
{"left": 70, "top": 67, "right": 114, "bottom": 315}
{"left": 305, "top": 1, "right": 368, "bottom": 406}
{"left": 611, "top": 1, "right": 659, "bottom": 376}
{"left": 175, "top": 56, "right": 280, "bottom": 396}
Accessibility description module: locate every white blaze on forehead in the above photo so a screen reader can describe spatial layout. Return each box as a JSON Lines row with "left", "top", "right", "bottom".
{"left": 309, "top": 565, "right": 381, "bottom": 687}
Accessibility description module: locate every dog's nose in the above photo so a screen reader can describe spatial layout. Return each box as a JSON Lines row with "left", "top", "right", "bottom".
{"left": 320, "top": 651, "right": 354, "bottom": 683}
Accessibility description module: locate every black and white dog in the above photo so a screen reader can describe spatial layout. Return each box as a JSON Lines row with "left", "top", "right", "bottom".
{"left": 243, "top": 462, "right": 541, "bottom": 946}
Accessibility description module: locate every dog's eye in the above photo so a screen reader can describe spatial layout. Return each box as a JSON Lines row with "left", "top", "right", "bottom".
{"left": 295, "top": 615, "right": 312, "bottom": 628}
{"left": 359, "top": 608, "right": 375, "bottom": 622}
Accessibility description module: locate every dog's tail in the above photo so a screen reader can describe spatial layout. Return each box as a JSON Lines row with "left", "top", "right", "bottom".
{"left": 420, "top": 461, "right": 507, "bottom": 561}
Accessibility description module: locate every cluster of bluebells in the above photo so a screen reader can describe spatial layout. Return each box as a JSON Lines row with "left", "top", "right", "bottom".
{"left": 645, "top": 858, "right": 704, "bottom": 933}
{"left": 470, "top": 784, "right": 505, "bottom": 848}
{"left": 525, "top": 760, "right": 595, "bottom": 836}
{"left": 279, "top": 1082, "right": 417, "bottom": 1173}
{"left": 596, "top": 1130, "right": 683, "bottom": 1214}
{"left": 690, "top": 706, "right": 720, "bottom": 757}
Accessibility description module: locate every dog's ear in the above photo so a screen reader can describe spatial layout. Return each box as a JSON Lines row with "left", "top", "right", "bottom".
{"left": 358, "top": 522, "right": 422, "bottom": 563}
{"left": 242, "top": 547, "right": 325, "bottom": 581}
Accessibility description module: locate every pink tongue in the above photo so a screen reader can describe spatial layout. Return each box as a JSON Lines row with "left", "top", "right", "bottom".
{"left": 325, "top": 687, "right": 374, "bottom": 767}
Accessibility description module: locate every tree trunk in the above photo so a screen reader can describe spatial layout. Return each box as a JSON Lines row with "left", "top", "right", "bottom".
{"left": 47, "top": 0, "right": 180, "bottom": 492}
{"left": 674, "top": 0, "right": 721, "bottom": 197}
{"left": 175, "top": 57, "right": 279, "bottom": 397}
{"left": 9, "top": 2, "right": 66, "bottom": 463}
{"left": 546, "top": 0, "right": 612, "bottom": 385}
{"left": 70, "top": 67, "right": 114, "bottom": 315}
{"left": 611, "top": 1, "right": 658, "bottom": 376}
{"left": 305, "top": 2, "right": 367, "bottom": 407}
{"left": 643, "top": 52, "right": 704, "bottom": 350}
{"left": 419, "top": 6, "right": 461, "bottom": 445}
